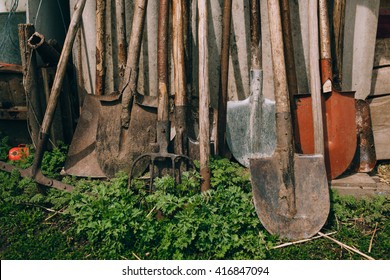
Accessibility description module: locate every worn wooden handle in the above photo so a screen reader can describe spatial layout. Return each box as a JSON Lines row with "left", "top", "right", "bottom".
{"left": 157, "top": 0, "right": 169, "bottom": 122}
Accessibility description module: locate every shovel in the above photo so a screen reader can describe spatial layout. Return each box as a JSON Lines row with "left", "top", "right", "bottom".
{"left": 95, "top": 0, "right": 158, "bottom": 178}
{"left": 250, "top": 0, "right": 329, "bottom": 241}
{"left": 226, "top": 0, "right": 276, "bottom": 167}
{"left": 64, "top": 0, "right": 107, "bottom": 178}
{"left": 0, "top": 0, "right": 87, "bottom": 192}
{"left": 295, "top": 0, "right": 356, "bottom": 180}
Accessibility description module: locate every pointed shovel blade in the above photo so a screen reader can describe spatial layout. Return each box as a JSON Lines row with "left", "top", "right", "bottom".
{"left": 226, "top": 70, "right": 276, "bottom": 167}
{"left": 250, "top": 153, "right": 330, "bottom": 240}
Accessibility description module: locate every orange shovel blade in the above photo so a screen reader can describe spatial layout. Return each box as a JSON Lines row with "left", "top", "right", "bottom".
{"left": 295, "top": 90, "right": 356, "bottom": 179}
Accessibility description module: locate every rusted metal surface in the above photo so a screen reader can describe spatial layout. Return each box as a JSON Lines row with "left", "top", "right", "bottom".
{"left": 0, "top": 63, "right": 23, "bottom": 73}
{"left": 350, "top": 100, "right": 376, "bottom": 172}
{"left": 27, "top": 32, "right": 61, "bottom": 67}
{"left": 0, "top": 160, "right": 74, "bottom": 192}
{"left": 250, "top": 0, "right": 329, "bottom": 241}
{"left": 64, "top": 95, "right": 106, "bottom": 177}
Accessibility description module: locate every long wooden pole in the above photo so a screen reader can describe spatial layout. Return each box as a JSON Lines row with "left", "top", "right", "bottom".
{"left": 309, "top": 0, "right": 325, "bottom": 155}
{"left": 115, "top": 0, "right": 127, "bottom": 83}
{"left": 216, "top": 0, "right": 232, "bottom": 157}
{"left": 198, "top": 0, "right": 210, "bottom": 192}
{"left": 95, "top": 0, "right": 106, "bottom": 95}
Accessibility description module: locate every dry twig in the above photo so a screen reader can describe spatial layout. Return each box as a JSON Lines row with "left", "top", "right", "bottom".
{"left": 132, "top": 252, "right": 142, "bottom": 260}
{"left": 318, "top": 232, "right": 375, "bottom": 260}
{"left": 272, "top": 231, "right": 337, "bottom": 249}
{"left": 368, "top": 222, "right": 378, "bottom": 253}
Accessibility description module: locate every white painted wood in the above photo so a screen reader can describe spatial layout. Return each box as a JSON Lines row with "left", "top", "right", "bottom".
{"left": 342, "top": 0, "right": 380, "bottom": 99}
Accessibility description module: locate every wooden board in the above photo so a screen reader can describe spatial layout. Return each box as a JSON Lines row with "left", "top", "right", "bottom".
{"left": 331, "top": 172, "right": 390, "bottom": 198}
{"left": 371, "top": 38, "right": 390, "bottom": 95}
{"left": 369, "top": 94, "right": 390, "bottom": 160}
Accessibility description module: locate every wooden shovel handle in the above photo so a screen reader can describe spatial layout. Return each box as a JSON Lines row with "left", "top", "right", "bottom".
{"left": 250, "top": 0, "right": 261, "bottom": 70}
{"left": 319, "top": 0, "right": 332, "bottom": 62}
{"left": 319, "top": 0, "right": 334, "bottom": 85}
{"left": 267, "top": 0, "right": 293, "bottom": 151}
{"left": 157, "top": 0, "right": 169, "bottom": 122}
{"left": 120, "top": 0, "right": 148, "bottom": 128}
{"left": 115, "top": 0, "right": 127, "bottom": 82}
{"left": 95, "top": 0, "right": 106, "bottom": 96}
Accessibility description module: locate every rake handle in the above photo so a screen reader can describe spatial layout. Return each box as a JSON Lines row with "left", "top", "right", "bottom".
{"left": 157, "top": 0, "right": 170, "bottom": 153}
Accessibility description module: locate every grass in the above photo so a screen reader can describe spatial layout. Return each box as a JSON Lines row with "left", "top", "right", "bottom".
{"left": 0, "top": 138, "right": 389, "bottom": 260}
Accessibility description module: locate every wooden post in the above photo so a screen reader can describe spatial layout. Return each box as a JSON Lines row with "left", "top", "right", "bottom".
{"left": 18, "top": 24, "right": 43, "bottom": 147}
{"left": 198, "top": 0, "right": 211, "bottom": 192}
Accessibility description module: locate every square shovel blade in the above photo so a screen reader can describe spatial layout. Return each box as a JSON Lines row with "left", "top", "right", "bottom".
{"left": 250, "top": 153, "right": 330, "bottom": 240}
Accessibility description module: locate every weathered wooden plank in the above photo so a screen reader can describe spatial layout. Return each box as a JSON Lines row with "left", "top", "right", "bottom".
{"left": 331, "top": 173, "right": 390, "bottom": 198}
{"left": 370, "top": 94, "right": 390, "bottom": 160}
{"left": 0, "top": 107, "right": 28, "bottom": 120}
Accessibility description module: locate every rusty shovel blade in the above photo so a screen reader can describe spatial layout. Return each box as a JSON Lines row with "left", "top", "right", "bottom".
{"left": 295, "top": 89, "right": 356, "bottom": 179}
{"left": 64, "top": 94, "right": 106, "bottom": 178}
{"left": 250, "top": 153, "right": 330, "bottom": 240}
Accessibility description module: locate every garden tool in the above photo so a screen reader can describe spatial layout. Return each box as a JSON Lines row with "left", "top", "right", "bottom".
{"left": 339, "top": 0, "right": 377, "bottom": 173}
{"left": 0, "top": 0, "right": 88, "bottom": 192}
{"left": 198, "top": 0, "right": 211, "bottom": 192}
{"left": 128, "top": 0, "right": 194, "bottom": 188}
{"left": 226, "top": 0, "right": 276, "bottom": 167}
{"left": 295, "top": 0, "right": 356, "bottom": 180}
{"left": 349, "top": 99, "right": 377, "bottom": 172}
{"left": 95, "top": 0, "right": 158, "bottom": 178}
{"left": 64, "top": 0, "right": 109, "bottom": 178}
{"left": 250, "top": 0, "right": 329, "bottom": 241}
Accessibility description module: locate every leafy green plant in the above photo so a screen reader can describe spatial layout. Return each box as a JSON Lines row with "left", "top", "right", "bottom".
{"left": 1, "top": 135, "right": 389, "bottom": 260}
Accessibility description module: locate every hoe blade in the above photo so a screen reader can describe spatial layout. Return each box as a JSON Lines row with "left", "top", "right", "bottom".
{"left": 250, "top": 154, "right": 330, "bottom": 240}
